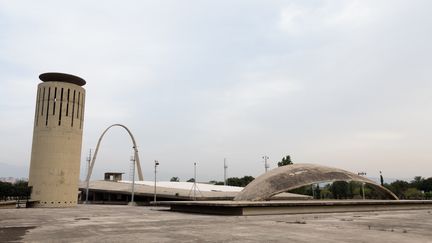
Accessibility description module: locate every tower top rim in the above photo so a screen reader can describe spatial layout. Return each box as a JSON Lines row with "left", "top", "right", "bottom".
{"left": 39, "top": 72, "right": 86, "bottom": 86}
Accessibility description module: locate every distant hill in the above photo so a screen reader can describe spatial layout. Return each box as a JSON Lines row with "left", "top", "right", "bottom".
{"left": 0, "top": 177, "right": 28, "bottom": 183}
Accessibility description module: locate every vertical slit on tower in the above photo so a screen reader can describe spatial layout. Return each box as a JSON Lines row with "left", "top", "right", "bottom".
{"left": 66, "top": 89, "right": 70, "bottom": 116}
{"left": 41, "top": 88, "right": 45, "bottom": 116}
{"left": 77, "top": 92, "right": 80, "bottom": 119}
{"left": 53, "top": 87, "right": 57, "bottom": 115}
{"left": 59, "top": 88, "right": 63, "bottom": 126}
{"left": 36, "top": 88, "right": 40, "bottom": 126}
{"left": 80, "top": 93, "right": 84, "bottom": 129}
{"left": 45, "top": 87, "right": 51, "bottom": 126}
{"left": 71, "top": 90, "right": 76, "bottom": 127}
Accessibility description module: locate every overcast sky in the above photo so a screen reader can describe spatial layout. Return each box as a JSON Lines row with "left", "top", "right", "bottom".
{"left": 1, "top": 0, "right": 431, "bottom": 182}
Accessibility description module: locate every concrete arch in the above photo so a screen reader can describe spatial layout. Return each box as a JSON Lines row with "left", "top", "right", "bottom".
{"left": 234, "top": 163, "right": 398, "bottom": 201}
{"left": 85, "top": 124, "right": 144, "bottom": 183}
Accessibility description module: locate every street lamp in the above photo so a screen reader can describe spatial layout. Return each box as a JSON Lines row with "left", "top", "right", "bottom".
{"left": 224, "top": 158, "right": 228, "bottom": 186}
{"left": 84, "top": 149, "right": 92, "bottom": 204}
{"left": 154, "top": 160, "right": 159, "bottom": 205}
{"left": 262, "top": 155, "right": 269, "bottom": 173}
{"left": 129, "top": 152, "right": 136, "bottom": 206}
{"left": 358, "top": 172, "right": 367, "bottom": 200}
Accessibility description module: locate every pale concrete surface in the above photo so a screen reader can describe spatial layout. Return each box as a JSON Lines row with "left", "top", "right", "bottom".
{"left": 234, "top": 163, "right": 397, "bottom": 201}
{"left": 29, "top": 73, "right": 86, "bottom": 208}
{"left": 122, "top": 180, "right": 245, "bottom": 192}
{"left": 158, "top": 200, "right": 432, "bottom": 215}
{"left": 1, "top": 205, "right": 432, "bottom": 242}
{"left": 80, "top": 180, "right": 311, "bottom": 201}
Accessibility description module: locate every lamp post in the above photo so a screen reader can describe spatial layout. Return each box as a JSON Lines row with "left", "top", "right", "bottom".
{"left": 224, "top": 158, "right": 227, "bottom": 186}
{"left": 129, "top": 152, "right": 136, "bottom": 206}
{"left": 358, "top": 172, "right": 367, "bottom": 200}
{"left": 193, "top": 162, "right": 197, "bottom": 200}
{"left": 85, "top": 149, "right": 92, "bottom": 204}
{"left": 311, "top": 184, "right": 315, "bottom": 199}
{"left": 154, "top": 160, "right": 159, "bottom": 205}
{"left": 262, "top": 155, "right": 269, "bottom": 173}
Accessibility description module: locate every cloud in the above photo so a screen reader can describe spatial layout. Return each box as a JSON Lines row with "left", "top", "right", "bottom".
{"left": 278, "top": 0, "right": 380, "bottom": 36}
{"left": 222, "top": 78, "right": 302, "bottom": 108}
{"left": 1, "top": 0, "right": 432, "bottom": 180}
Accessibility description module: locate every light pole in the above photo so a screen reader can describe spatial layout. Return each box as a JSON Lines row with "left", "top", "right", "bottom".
{"left": 85, "top": 149, "right": 92, "bottom": 204}
{"left": 262, "top": 155, "right": 269, "bottom": 173}
{"left": 188, "top": 162, "right": 202, "bottom": 200}
{"left": 358, "top": 172, "right": 367, "bottom": 200}
{"left": 193, "top": 162, "right": 197, "bottom": 199}
{"left": 129, "top": 151, "right": 136, "bottom": 206}
{"left": 311, "top": 184, "right": 315, "bottom": 199}
{"left": 154, "top": 160, "right": 159, "bottom": 205}
{"left": 224, "top": 158, "right": 227, "bottom": 186}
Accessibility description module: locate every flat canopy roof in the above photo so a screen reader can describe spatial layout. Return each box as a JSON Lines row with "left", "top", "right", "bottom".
{"left": 39, "top": 72, "right": 86, "bottom": 86}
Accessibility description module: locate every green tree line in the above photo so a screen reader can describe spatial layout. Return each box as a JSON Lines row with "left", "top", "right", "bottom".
{"left": 208, "top": 176, "right": 255, "bottom": 187}
{"left": 384, "top": 176, "right": 432, "bottom": 199}
{"left": 290, "top": 177, "right": 432, "bottom": 200}
{"left": 0, "top": 180, "right": 31, "bottom": 201}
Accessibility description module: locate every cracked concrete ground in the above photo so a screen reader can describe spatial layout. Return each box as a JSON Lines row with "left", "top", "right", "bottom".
{"left": 1, "top": 205, "right": 431, "bottom": 242}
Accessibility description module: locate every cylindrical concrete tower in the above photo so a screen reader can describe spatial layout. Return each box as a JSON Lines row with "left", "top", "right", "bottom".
{"left": 28, "top": 72, "right": 86, "bottom": 207}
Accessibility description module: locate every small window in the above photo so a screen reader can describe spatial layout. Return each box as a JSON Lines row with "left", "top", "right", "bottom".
{"left": 45, "top": 87, "right": 51, "bottom": 126}
{"left": 58, "top": 88, "right": 63, "bottom": 125}
{"left": 77, "top": 92, "right": 80, "bottom": 119}
{"left": 71, "top": 90, "right": 76, "bottom": 127}
{"left": 66, "top": 89, "right": 70, "bottom": 116}
{"left": 36, "top": 88, "right": 41, "bottom": 126}
{"left": 41, "top": 88, "right": 45, "bottom": 116}
{"left": 53, "top": 87, "right": 57, "bottom": 115}
{"left": 80, "top": 93, "right": 85, "bottom": 129}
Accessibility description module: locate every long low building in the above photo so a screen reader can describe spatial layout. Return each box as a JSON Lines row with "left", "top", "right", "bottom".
{"left": 78, "top": 179, "right": 311, "bottom": 205}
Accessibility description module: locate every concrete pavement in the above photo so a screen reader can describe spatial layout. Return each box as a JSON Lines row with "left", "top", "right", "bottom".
{"left": 1, "top": 205, "right": 431, "bottom": 242}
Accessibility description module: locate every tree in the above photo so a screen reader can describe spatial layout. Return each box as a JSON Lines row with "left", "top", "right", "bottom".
{"left": 170, "top": 177, "right": 180, "bottom": 182}
{"left": 226, "top": 177, "right": 240, "bottom": 186}
{"left": 241, "top": 176, "right": 255, "bottom": 186}
{"left": 411, "top": 176, "right": 424, "bottom": 190}
{"left": 330, "top": 181, "right": 350, "bottom": 199}
{"left": 187, "top": 178, "right": 195, "bottom": 183}
{"left": 226, "top": 176, "right": 255, "bottom": 187}
{"left": 0, "top": 181, "right": 13, "bottom": 201}
{"left": 0, "top": 180, "right": 30, "bottom": 201}
{"left": 385, "top": 180, "right": 410, "bottom": 199}
{"left": 404, "top": 188, "right": 423, "bottom": 199}
{"left": 320, "top": 187, "right": 332, "bottom": 199}
{"left": 209, "top": 180, "right": 224, "bottom": 185}
{"left": 277, "top": 155, "right": 293, "bottom": 167}
{"left": 420, "top": 177, "right": 432, "bottom": 192}
{"left": 289, "top": 185, "right": 313, "bottom": 197}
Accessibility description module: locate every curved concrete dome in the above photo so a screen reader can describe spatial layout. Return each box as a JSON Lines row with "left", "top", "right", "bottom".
{"left": 234, "top": 163, "right": 398, "bottom": 201}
